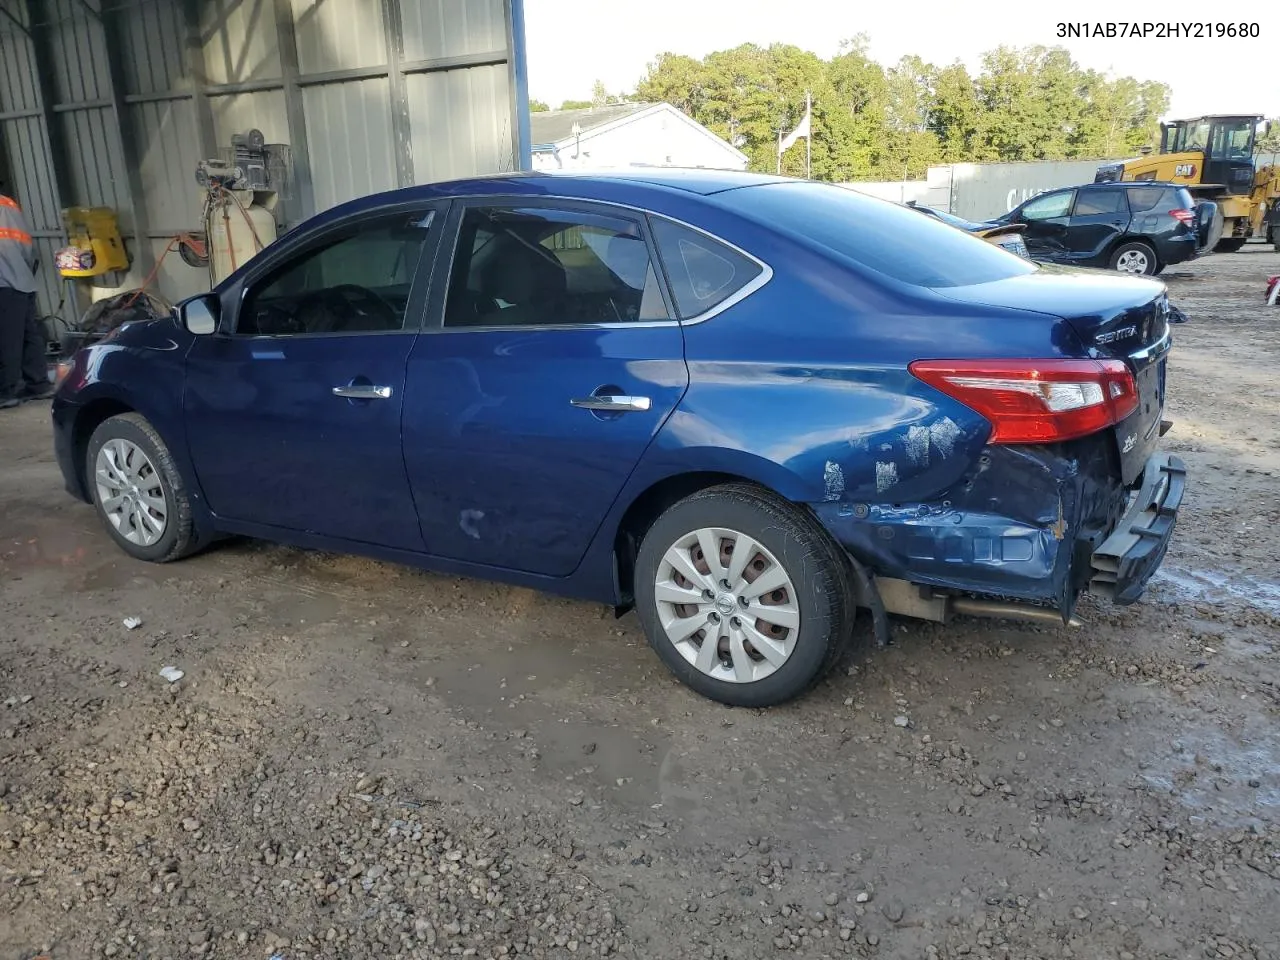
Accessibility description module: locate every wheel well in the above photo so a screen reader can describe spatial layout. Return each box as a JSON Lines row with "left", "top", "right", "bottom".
{"left": 70, "top": 398, "right": 134, "bottom": 499}
{"left": 612, "top": 471, "right": 761, "bottom": 611}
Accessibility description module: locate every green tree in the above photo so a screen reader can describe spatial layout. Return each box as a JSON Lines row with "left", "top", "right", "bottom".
{"left": 826, "top": 36, "right": 890, "bottom": 177}
{"left": 558, "top": 99, "right": 592, "bottom": 110}
{"left": 529, "top": 98, "right": 549, "bottom": 113}
{"left": 636, "top": 53, "right": 709, "bottom": 115}
{"left": 1258, "top": 117, "right": 1280, "bottom": 155}
{"left": 929, "top": 63, "right": 981, "bottom": 162}
{"left": 630, "top": 37, "right": 1171, "bottom": 180}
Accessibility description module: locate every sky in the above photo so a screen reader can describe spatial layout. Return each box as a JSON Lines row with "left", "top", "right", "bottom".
{"left": 523, "top": 0, "right": 1280, "bottom": 121}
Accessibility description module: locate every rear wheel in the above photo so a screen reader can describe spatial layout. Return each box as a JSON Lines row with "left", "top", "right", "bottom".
{"left": 634, "top": 484, "right": 856, "bottom": 707}
{"left": 1109, "top": 242, "right": 1158, "bottom": 275}
{"left": 1213, "top": 237, "right": 1247, "bottom": 253}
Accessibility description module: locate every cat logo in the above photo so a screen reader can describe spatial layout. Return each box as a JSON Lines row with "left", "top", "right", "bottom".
{"left": 1174, "top": 163, "right": 1196, "bottom": 178}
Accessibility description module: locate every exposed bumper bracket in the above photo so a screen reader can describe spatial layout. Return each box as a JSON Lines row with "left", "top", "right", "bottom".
{"left": 1089, "top": 454, "right": 1186, "bottom": 605}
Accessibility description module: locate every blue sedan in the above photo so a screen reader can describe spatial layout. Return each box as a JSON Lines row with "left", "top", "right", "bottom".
{"left": 51, "top": 170, "right": 1185, "bottom": 706}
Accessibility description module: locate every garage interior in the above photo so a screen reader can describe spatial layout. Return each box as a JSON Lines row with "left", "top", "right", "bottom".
{"left": 0, "top": 0, "right": 530, "bottom": 339}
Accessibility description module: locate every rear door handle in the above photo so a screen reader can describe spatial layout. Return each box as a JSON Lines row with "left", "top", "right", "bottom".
{"left": 332, "top": 385, "right": 393, "bottom": 400}
{"left": 570, "top": 394, "right": 652, "bottom": 412}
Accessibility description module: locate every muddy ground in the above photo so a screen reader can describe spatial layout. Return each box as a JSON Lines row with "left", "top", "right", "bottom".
{"left": 2, "top": 246, "right": 1278, "bottom": 960}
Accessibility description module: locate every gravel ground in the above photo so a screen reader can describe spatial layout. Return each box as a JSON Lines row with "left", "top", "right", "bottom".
{"left": 2, "top": 246, "right": 1278, "bottom": 960}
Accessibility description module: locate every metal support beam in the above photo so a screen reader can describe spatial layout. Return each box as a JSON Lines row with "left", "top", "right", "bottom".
{"left": 23, "top": 0, "right": 73, "bottom": 207}
{"left": 399, "top": 51, "right": 510, "bottom": 77}
{"left": 380, "top": 0, "right": 414, "bottom": 188}
{"left": 50, "top": 98, "right": 111, "bottom": 112}
{"left": 505, "top": 0, "right": 532, "bottom": 172}
{"left": 295, "top": 65, "right": 391, "bottom": 87}
{"left": 182, "top": 0, "right": 217, "bottom": 161}
{"left": 98, "top": 3, "right": 154, "bottom": 276}
{"left": 273, "top": 0, "right": 313, "bottom": 221}
{"left": 23, "top": 0, "right": 75, "bottom": 315}
{"left": 0, "top": 5, "right": 30, "bottom": 35}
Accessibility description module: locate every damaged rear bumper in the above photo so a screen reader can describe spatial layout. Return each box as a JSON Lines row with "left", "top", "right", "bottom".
{"left": 1088, "top": 453, "right": 1185, "bottom": 604}
{"left": 812, "top": 445, "right": 1186, "bottom": 625}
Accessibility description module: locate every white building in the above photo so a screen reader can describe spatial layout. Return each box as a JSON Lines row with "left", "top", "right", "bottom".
{"left": 530, "top": 103, "right": 749, "bottom": 172}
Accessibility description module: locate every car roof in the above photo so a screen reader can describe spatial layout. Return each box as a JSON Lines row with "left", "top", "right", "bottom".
{"left": 1081, "top": 181, "right": 1186, "bottom": 190}
{"left": 389, "top": 168, "right": 790, "bottom": 200}
{"left": 297, "top": 169, "right": 797, "bottom": 234}
{"left": 536, "top": 168, "right": 792, "bottom": 195}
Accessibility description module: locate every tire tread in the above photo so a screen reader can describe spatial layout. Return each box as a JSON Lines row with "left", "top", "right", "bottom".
{"left": 88, "top": 413, "right": 198, "bottom": 563}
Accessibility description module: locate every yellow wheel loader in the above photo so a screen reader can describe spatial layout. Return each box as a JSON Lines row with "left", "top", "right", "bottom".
{"left": 1096, "top": 115, "right": 1277, "bottom": 253}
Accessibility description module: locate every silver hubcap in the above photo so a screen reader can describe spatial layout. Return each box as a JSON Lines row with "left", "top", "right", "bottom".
{"left": 1116, "top": 249, "right": 1150, "bottom": 273}
{"left": 95, "top": 439, "right": 168, "bottom": 546}
{"left": 654, "top": 528, "right": 800, "bottom": 684}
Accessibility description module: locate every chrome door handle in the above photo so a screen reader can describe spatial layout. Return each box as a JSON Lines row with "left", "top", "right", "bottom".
{"left": 570, "top": 394, "right": 652, "bottom": 412}
{"left": 332, "top": 385, "right": 393, "bottom": 400}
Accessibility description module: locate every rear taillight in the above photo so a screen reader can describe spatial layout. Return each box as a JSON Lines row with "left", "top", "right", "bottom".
{"left": 1169, "top": 208, "right": 1195, "bottom": 227}
{"left": 909, "top": 359, "right": 1139, "bottom": 444}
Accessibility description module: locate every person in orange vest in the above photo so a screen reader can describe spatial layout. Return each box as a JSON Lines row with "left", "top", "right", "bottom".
{"left": 0, "top": 192, "right": 51, "bottom": 409}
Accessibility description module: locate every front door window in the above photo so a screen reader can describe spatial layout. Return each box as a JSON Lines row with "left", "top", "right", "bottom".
{"left": 240, "top": 213, "right": 433, "bottom": 336}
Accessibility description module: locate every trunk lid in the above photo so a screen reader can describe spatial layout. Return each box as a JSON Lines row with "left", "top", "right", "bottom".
{"left": 935, "top": 265, "right": 1171, "bottom": 485}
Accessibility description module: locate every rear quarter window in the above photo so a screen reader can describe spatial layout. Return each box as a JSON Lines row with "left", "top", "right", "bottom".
{"left": 730, "top": 182, "right": 1036, "bottom": 288}
{"left": 1127, "top": 186, "right": 1182, "bottom": 213}
{"left": 650, "top": 218, "right": 764, "bottom": 318}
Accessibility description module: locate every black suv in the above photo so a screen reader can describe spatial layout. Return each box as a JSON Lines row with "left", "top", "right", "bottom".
{"left": 991, "top": 182, "right": 1219, "bottom": 275}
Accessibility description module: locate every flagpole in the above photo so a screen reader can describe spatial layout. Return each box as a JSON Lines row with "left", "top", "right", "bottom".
{"left": 805, "top": 90, "right": 812, "bottom": 179}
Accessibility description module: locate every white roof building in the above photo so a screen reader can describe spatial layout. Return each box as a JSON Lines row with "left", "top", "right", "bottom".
{"left": 530, "top": 103, "right": 749, "bottom": 172}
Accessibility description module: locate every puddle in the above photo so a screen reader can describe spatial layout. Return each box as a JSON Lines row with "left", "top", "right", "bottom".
{"left": 1, "top": 516, "right": 92, "bottom": 571}
{"left": 1137, "top": 723, "right": 1280, "bottom": 829}
{"left": 1152, "top": 564, "right": 1280, "bottom": 618}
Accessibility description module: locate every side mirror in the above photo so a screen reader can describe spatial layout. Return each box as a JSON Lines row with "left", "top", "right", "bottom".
{"left": 178, "top": 294, "right": 220, "bottom": 336}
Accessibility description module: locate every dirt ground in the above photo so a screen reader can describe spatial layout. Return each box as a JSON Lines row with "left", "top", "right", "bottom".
{"left": 2, "top": 246, "right": 1278, "bottom": 960}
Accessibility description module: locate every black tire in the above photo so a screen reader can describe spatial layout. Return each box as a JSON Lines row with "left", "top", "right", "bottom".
{"left": 1108, "top": 241, "right": 1159, "bottom": 275}
{"left": 634, "top": 483, "right": 856, "bottom": 707}
{"left": 86, "top": 413, "right": 199, "bottom": 563}
{"left": 1213, "top": 237, "right": 1247, "bottom": 254}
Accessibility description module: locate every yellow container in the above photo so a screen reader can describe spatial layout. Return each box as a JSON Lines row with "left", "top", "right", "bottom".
{"left": 58, "top": 206, "right": 129, "bottom": 277}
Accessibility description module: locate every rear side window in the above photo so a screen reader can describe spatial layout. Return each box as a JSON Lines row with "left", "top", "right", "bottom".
{"left": 730, "top": 182, "right": 1035, "bottom": 288}
{"left": 443, "top": 206, "right": 670, "bottom": 328}
{"left": 1074, "top": 189, "right": 1129, "bottom": 216}
{"left": 651, "top": 218, "right": 763, "bottom": 318}
{"left": 1127, "top": 187, "right": 1179, "bottom": 213}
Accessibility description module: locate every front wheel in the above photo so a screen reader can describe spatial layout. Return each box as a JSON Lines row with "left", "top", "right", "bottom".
{"left": 1213, "top": 237, "right": 1247, "bottom": 254}
{"left": 87, "top": 413, "right": 199, "bottom": 562}
{"left": 1109, "top": 242, "right": 1158, "bottom": 275}
{"left": 634, "top": 484, "right": 856, "bottom": 707}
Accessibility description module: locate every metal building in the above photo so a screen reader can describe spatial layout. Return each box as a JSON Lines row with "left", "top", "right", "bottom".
{"left": 0, "top": 0, "right": 531, "bottom": 325}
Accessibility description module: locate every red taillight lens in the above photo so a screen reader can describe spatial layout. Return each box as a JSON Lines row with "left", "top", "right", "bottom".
{"left": 909, "top": 359, "right": 1139, "bottom": 444}
{"left": 1169, "top": 208, "right": 1195, "bottom": 227}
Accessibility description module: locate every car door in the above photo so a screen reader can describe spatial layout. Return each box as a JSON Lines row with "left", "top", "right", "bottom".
{"left": 1010, "top": 189, "right": 1075, "bottom": 261}
{"left": 401, "top": 199, "right": 688, "bottom": 577}
{"left": 1063, "top": 187, "right": 1130, "bottom": 264}
{"left": 183, "top": 205, "right": 441, "bottom": 549}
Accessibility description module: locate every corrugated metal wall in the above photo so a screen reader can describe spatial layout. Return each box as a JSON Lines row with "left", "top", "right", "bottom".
{"left": 0, "top": 0, "right": 528, "bottom": 326}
